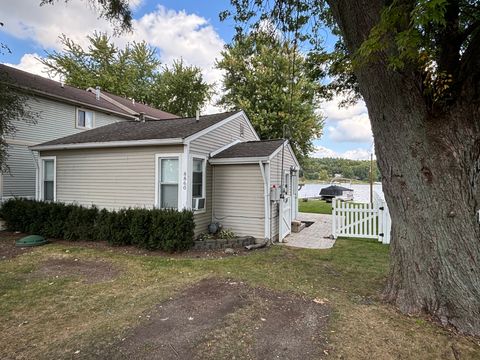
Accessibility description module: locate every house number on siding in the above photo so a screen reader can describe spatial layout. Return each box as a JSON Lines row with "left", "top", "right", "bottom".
{"left": 183, "top": 172, "right": 187, "bottom": 190}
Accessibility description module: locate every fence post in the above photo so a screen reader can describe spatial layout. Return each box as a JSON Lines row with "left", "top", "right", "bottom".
{"left": 331, "top": 198, "right": 336, "bottom": 239}
{"left": 384, "top": 202, "right": 391, "bottom": 244}
{"left": 377, "top": 198, "right": 384, "bottom": 243}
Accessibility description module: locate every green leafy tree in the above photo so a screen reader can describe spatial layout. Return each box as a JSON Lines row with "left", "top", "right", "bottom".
{"left": 301, "top": 157, "right": 380, "bottom": 182}
{"left": 153, "top": 59, "right": 212, "bottom": 117}
{"left": 41, "top": 33, "right": 212, "bottom": 116}
{"left": 225, "top": 0, "right": 480, "bottom": 335}
{"left": 216, "top": 31, "right": 324, "bottom": 160}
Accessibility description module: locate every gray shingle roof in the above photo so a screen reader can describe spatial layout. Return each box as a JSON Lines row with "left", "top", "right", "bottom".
{"left": 0, "top": 64, "right": 132, "bottom": 116}
{"left": 34, "top": 111, "right": 240, "bottom": 147}
{"left": 0, "top": 64, "right": 178, "bottom": 119}
{"left": 99, "top": 89, "right": 178, "bottom": 119}
{"left": 212, "top": 139, "right": 286, "bottom": 158}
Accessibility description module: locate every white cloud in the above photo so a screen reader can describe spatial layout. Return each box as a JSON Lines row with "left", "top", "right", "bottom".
{"left": 328, "top": 113, "right": 373, "bottom": 143}
{"left": 1, "top": 1, "right": 225, "bottom": 112}
{"left": 320, "top": 96, "right": 368, "bottom": 122}
{"left": 3, "top": 53, "right": 58, "bottom": 79}
{"left": 311, "top": 146, "right": 374, "bottom": 160}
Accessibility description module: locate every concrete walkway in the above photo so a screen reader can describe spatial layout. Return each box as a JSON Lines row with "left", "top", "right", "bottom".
{"left": 283, "top": 213, "right": 335, "bottom": 249}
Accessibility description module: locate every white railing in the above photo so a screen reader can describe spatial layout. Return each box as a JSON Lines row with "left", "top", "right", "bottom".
{"left": 332, "top": 191, "right": 391, "bottom": 244}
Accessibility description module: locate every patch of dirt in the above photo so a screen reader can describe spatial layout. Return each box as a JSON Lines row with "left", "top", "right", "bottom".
{"left": 101, "top": 278, "right": 331, "bottom": 360}
{"left": 0, "top": 232, "right": 34, "bottom": 260}
{"left": 51, "top": 238, "right": 269, "bottom": 259}
{"left": 31, "top": 257, "right": 120, "bottom": 284}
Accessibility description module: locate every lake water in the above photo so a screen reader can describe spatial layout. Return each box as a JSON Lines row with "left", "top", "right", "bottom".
{"left": 299, "top": 183, "right": 384, "bottom": 203}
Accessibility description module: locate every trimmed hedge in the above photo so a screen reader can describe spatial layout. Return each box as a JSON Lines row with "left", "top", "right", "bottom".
{"left": 0, "top": 199, "right": 195, "bottom": 252}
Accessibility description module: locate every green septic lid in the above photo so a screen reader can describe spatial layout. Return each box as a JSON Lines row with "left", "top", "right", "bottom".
{"left": 15, "top": 235, "right": 49, "bottom": 247}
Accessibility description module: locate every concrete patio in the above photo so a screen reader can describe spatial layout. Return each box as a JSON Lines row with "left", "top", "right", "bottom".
{"left": 283, "top": 213, "right": 335, "bottom": 249}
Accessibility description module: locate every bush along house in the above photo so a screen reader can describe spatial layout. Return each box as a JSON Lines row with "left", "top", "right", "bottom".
{"left": 30, "top": 109, "right": 300, "bottom": 243}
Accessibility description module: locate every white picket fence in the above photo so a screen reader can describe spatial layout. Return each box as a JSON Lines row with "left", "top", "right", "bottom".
{"left": 331, "top": 191, "right": 391, "bottom": 244}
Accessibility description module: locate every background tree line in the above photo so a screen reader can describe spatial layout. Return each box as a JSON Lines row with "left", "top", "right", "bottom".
{"left": 301, "top": 157, "right": 380, "bottom": 182}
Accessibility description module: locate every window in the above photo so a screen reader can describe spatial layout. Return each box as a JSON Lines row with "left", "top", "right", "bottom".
{"left": 77, "top": 109, "right": 94, "bottom": 129}
{"left": 158, "top": 157, "right": 179, "bottom": 209}
{"left": 42, "top": 158, "right": 55, "bottom": 201}
{"left": 240, "top": 123, "right": 245, "bottom": 137}
{"left": 284, "top": 172, "right": 290, "bottom": 196}
{"left": 192, "top": 158, "right": 206, "bottom": 211}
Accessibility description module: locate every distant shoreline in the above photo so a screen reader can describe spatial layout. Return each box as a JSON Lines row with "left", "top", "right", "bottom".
{"left": 300, "top": 179, "right": 373, "bottom": 185}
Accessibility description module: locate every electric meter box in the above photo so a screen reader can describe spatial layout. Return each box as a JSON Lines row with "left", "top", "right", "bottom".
{"left": 270, "top": 186, "right": 281, "bottom": 201}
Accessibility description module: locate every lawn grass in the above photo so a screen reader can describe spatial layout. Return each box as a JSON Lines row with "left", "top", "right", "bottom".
{"left": 299, "top": 199, "right": 332, "bottom": 214}
{"left": 0, "top": 235, "right": 479, "bottom": 359}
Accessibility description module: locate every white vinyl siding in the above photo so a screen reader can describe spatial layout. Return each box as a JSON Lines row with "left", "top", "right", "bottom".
{"left": 2, "top": 96, "right": 126, "bottom": 199}
{"left": 269, "top": 145, "right": 298, "bottom": 240}
{"left": 42, "top": 146, "right": 182, "bottom": 210}
{"left": 2, "top": 144, "right": 36, "bottom": 198}
{"left": 189, "top": 113, "right": 259, "bottom": 236}
{"left": 189, "top": 114, "right": 258, "bottom": 153}
{"left": 213, "top": 164, "right": 264, "bottom": 239}
{"left": 8, "top": 97, "right": 124, "bottom": 144}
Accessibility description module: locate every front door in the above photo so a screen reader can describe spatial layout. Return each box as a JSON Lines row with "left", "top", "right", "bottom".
{"left": 279, "top": 172, "right": 292, "bottom": 242}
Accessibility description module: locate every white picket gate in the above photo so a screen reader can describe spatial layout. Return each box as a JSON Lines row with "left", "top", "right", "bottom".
{"left": 331, "top": 191, "right": 391, "bottom": 244}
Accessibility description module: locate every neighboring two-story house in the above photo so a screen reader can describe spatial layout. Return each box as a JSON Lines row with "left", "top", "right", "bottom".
{"left": 0, "top": 64, "right": 176, "bottom": 201}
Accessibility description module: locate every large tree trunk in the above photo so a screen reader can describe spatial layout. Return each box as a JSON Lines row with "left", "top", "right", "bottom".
{"left": 328, "top": 0, "right": 480, "bottom": 335}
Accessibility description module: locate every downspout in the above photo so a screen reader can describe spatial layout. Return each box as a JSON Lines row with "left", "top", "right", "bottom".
{"left": 258, "top": 160, "right": 270, "bottom": 241}
{"left": 211, "top": 164, "right": 215, "bottom": 223}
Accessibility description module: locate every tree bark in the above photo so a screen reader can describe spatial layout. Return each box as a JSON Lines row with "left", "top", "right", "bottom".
{"left": 327, "top": 0, "right": 480, "bottom": 335}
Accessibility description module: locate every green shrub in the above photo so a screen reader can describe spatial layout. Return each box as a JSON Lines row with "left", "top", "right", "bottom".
{"left": 63, "top": 206, "right": 99, "bottom": 241}
{"left": 0, "top": 198, "right": 195, "bottom": 252}
{"left": 218, "top": 228, "right": 236, "bottom": 240}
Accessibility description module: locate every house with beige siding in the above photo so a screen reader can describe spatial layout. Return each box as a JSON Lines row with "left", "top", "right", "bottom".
{"left": 31, "top": 110, "right": 300, "bottom": 242}
{"left": 0, "top": 64, "right": 176, "bottom": 201}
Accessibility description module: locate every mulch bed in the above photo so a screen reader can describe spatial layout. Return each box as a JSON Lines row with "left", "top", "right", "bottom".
{"left": 0, "top": 232, "right": 34, "bottom": 260}
{"left": 97, "top": 278, "right": 331, "bottom": 360}
{"left": 0, "top": 231, "right": 268, "bottom": 259}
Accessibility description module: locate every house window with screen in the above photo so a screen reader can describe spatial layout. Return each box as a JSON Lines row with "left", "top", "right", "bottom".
{"left": 158, "top": 157, "right": 179, "bottom": 209}
{"left": 77, "top": 108, "right": 94, "bottom": 129}
{"left": 42, "top": 159, "right": 55, "bottom": 201}
{"left": 240, "top": 123, "right": 244, "bottom": 137}
{"left": 192, "top": 158, "right": 205, "bottom": 211}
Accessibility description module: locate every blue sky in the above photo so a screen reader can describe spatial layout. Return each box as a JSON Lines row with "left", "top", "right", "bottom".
{"left": 0, "top": 0, "right": 373, "bottom": 159}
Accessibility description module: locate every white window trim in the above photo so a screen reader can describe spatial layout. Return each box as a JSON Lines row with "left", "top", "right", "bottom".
{"left": 40, "top": 156, "right": 56, "bottom": 201}
{"left": 76, "top": 107, "right": 95, "bottom": 130}
{"left": 190, "top": 154, "right": 207, "bottom": 214}
{"left": 154, "top": 153, "right": 183, "bottom": 209}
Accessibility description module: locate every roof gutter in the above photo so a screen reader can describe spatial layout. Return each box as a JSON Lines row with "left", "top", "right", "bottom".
{"left": 209, "top": 156, "right": 270, "bottom": 165}
{"left": 30, "top": 138, "right": 184, "bottom": 151}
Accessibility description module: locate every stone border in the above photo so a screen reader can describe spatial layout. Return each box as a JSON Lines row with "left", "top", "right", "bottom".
{"left": 193, "top": 236, "right": 256, "bottom": 250}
